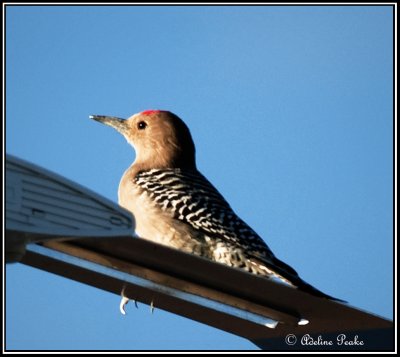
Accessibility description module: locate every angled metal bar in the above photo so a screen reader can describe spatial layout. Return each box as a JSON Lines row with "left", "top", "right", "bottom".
{"left": 18, "top": 236, "right": 394, "bottom": 351}
{"left": 26, "top": 243, "right": 279, "bottom": 329}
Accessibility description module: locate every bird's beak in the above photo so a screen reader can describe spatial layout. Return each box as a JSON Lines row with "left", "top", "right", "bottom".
{"left": 89, "top": 115, "right": 129, "bottom": 135}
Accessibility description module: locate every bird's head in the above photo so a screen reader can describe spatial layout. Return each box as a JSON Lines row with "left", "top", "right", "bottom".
{"left": 90, "top": 110, "right": 196, "bottom": 170}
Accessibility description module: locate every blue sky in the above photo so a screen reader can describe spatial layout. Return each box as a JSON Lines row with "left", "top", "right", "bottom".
{"left": 5, "top": 5, "right": 393, "bottom": 351}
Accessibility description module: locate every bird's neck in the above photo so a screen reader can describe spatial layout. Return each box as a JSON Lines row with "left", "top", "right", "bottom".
{"left": 128, "top": 159, "right": 197, "bottom": 178}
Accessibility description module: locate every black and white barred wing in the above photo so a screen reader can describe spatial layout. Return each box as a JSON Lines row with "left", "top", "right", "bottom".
{"left": 134, "top": 168, "right": 276, "bottom": 263}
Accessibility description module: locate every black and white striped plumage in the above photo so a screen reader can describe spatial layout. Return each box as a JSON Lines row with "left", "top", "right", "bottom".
{"left": 91, "top": 110, "right": 341, "bottom": 301}
{"left": 135, "top": 168, "right": 278, "bottom": 271}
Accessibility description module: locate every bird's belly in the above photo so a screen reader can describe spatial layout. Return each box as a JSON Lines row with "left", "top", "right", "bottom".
{"left": 119, "top": 184, "right": 208, "bottom": 256}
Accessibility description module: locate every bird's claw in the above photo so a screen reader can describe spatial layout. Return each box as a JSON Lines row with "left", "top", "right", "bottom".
{"left": 119, "top": 295, "right": 139, "bottom": 315}
{"left": 120, "top": 296, "right": 130, "bottom": 315}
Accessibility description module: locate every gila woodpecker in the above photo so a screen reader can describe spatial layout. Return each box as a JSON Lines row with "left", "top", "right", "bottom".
{"left": 90, "top": 110, "right": 341, "bottom": 302}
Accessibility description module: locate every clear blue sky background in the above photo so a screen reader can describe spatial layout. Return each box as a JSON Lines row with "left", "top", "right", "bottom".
{"left": 5, "top": 5, "right": 393, "bottom": 351}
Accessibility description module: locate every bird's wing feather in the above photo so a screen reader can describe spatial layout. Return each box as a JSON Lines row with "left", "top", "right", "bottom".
{"left": 135, "top": 168, "right": 278, "bottom": 264}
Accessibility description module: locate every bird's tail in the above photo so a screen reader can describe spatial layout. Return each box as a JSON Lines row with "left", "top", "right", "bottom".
{"left": 294, "top": 276, "right": 345, "bottom": 302}
{"left": 260, "top": 256, "right": 346, "bottom": 303}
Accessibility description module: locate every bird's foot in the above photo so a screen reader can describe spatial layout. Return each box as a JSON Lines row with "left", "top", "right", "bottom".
{"left": 120, "top": 296, "right": 130, "bottom": 315}
{"left": 119, "top": 296, "right": 139, "bottom": 315}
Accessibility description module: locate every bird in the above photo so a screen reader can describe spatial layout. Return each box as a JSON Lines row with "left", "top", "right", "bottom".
{"left": 90, "top": 109, "right": 342, "bottom": 304}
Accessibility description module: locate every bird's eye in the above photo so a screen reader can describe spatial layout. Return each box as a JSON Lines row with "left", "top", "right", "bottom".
{"left": 137, "top": 121, "right": 147, "bottom": 130}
